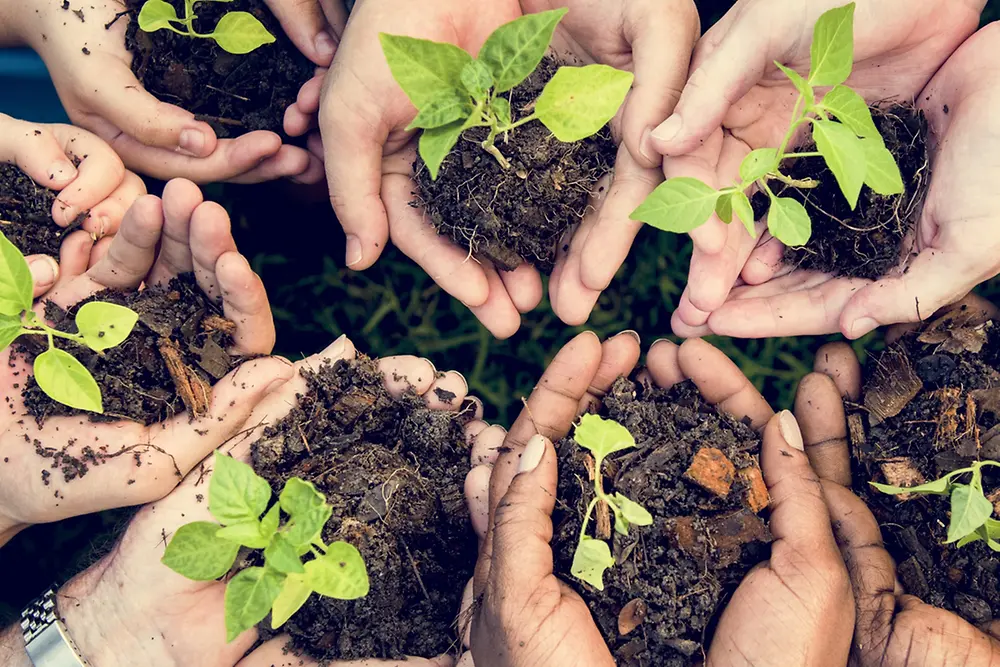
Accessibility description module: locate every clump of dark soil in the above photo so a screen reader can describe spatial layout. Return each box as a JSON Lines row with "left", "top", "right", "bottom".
{"left": 250, "top": 356, "right": 477, "bottom": 661}
{"left": 849, "top": 304, "right": 1000, "bottom": 624}
{"left": 18, "top": 273, "right": 239, "bottom": 428}
{"left": 0, "top": 164, "right": 82, "bottom": 257}
{"left": 123, "top": 0, "right": 313, "bottom": 138}
{"left": 777, "top": 104, "right": 930, "bottom": 280}
{"left": 551, "top": 375, "right": 771, "bottom": 666}
{"left": 414, "top": 58, "right": 618, "bottom": 274}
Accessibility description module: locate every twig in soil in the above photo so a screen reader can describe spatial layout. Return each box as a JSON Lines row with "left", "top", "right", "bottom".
{"left": 205, "top": 86, "right": 250, "bottom": 103}
{"left": 193, "top": 114, "right": 245, "bottom": 128}
{"left": 400, "top": 537, "right": 432, "bottom": 604}
{"left": 297, "top": 423, "right": 312, "bottom": 454}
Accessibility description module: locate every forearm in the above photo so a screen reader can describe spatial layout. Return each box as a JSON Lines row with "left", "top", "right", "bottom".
{"left": 0, "top": 0, "right": 27, "bottom": 47}
{"left": 0, "top": 624, "right": 32, "bottom": 667}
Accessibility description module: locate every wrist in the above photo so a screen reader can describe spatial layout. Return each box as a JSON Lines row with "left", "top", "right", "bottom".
{"left": 0, "top": 624, "right": 31, "bottom": 667}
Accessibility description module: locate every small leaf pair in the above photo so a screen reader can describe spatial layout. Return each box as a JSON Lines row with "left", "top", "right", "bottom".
{"left": 139, "top": 0, "right": 275, "bottom": 55}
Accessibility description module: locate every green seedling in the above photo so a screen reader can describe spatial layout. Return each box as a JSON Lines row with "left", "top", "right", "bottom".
{"left": 162, "top": 452, "right": 370, "bottom": 641}
{"left": 570, "top": 414, "right": 653, "bottom": 591}
{"left": 0, "top": 231, "right": 137, "bottom": 413}
{"left": 872, "top": 460, "right": 1000, "bottom": 550}
{"left": 631, "top": 2, "right": 904, "bottom": 248}
{"left": 379, "top": 9, "right": 634, "bottom": 179}
{"left": 138, "top": 0, "right": 275, "bottom": 55}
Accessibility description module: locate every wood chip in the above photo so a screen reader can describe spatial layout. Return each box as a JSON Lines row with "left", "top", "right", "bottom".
{"left": 737, "top": 464, "right": 769, "bottom": 513}
{"left": 158, "top": 338, "right": 211, "bottom": 417}
{"left": 865, "top": 346, "right": 923, "bottom": 426}
{"left": 930, "top": 387, "right": 963, "bottom": 447}
{"left": 683, "top": 447, "right": 736, "bottom": 498}
{"left": 879, "top": 457, "right": 926, "bottom": 500}
{"left": 618, "top": 599, "right": 647, "bottom": 636}
{"left": 848, "top": 413, "right": 867, "bottom": 449}
{"left": 596, "top": 498, "right": 612, "bottom": 540}
{"left": 202, "top": 314, "right": 237, "bottom": 336}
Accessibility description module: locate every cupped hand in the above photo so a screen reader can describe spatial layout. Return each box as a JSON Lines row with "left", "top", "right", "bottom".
{"left": 0, "top": 179, "right": 280, "bottom": 546}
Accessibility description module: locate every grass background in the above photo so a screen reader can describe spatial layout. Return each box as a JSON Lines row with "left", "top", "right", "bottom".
{"left": 2, "top": 0, "right": 999, "bottom": 626}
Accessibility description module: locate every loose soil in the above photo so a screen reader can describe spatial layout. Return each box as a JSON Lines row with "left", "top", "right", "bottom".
{"left": 551, "top": 375, "right": 771, "bottom": 666}
{"left": 123, "top": 0, "right": 313, "bottom": 138}
{"left": 0, "top": 164, "right": 83, "bottom": 257}
{"left": 250, "top": 356, "right": 477, "bottom": 661}
{"left": 849, "top": 305, "right": 1000, "bottom": 623}
{"left": 414, "top": 58, "right": 618, "bottom": 274}
{"left": 777, "top": 104, "right": 930, "bottom": 280}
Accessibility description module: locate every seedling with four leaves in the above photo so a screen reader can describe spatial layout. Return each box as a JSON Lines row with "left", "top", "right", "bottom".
{"left": 162, "top": 452, "right": 370, "bottom": 641}
{"left": 138, "top": 0, "right": 276, "bottom": 55}
{"left": 379, "top": 9, "right": 634, "bottom": 179}
{"left": 570, "top": 414, "right": 654, "bottom": 591}
{"left": 0, "top": 231, "right": 138, "bottom": 413}
{"left": 631, "top": 2, "right": 905, "bottom": 248}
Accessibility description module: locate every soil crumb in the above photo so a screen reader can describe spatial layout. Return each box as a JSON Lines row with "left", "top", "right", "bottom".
{"left": 0, "top": 164, "right": 81, "bottom": 256}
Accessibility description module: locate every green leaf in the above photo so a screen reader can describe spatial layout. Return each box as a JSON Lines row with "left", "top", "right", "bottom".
{"left": 304, "top": 542, "right": 370, "bottom": 600}
{"left": 870, "top": 476, "right": 951, "bottom": 496}
{"left": 209, "top": 451, "right": 272, "bottom": 526}
{"left": 984, "top": 517, "right": 1000, "bottom": 539}
{"left": 861, "top": 137, "right": 904, "bottom": 196}
{"left": 732, "top": 191, "right": 757, "bottom": 238}
{"left": 137, "top": 0, "right": 180, "bottom": 32}
{"left": 279, "top": 478, "right": 332, "bottom": 549}
{"left": 460, "top": 60, "right": 493, "bottom": 102}
{"left": 774, "top": 62, "right": 814, "bottom": 109}
{"left": 477, "top": 9, "right": 567, "bottom": 93}
{"left": 34, "top": 348, "right": 102, "bottom": 413}
{"left": 264, "top": 533, "right": 306, "bottom": 575}
{"left": 260, "top": 504, "right": 280, "bottom": 539}
{"left": 0, "top": 316, "right": 23, "bottom": 351}
{"left": 613, "top": 494, "right": 653, "bottom": 527}
{"left": 379, "top": 34, "right": 472, "bottom": 108}
{"left": 820, "top": 85, "right": 877, "bottom": 138}
{"left": 630, "top": 177, "right": 720, "bottom": 233}
{"left": 808, "top": 3, "right": 855, "bottom": 87}
{"left": 419, "top": 120, "right": 465, "bottom": 181}
{"left": 216, "top": 520, "right": 270, "bottom": 550}
{"left": 210, "top": 12, "right": 275, "bottom": 55}
{"left": 767, "top": 196, "right": 812, "bottom": 247}
{"left": 570, "top": 537, "right": 616, "bottom": 591}
{"left": 406, "top": 94, "right": 471, "bottom": 131}
{"left": 270, "top": 573, "right": 311, "bottom": 629}
{"left": 161, "top": 521, "right": 240, "bottom": 581}
{"left": 74, "top": 302, "right": 138, "bottom": 352}
{"left": 573, "top": 414, "right": 636, "bottom": 460}
{"left": 493, "top": 96, "right": 512, "bottom": 128}
{"left": 715, "top": 192, "right": 733, "bottom": 224}
{"left": 739, "top": 148, "right": 779, "bottom": 184}
{"left": 0, "top": 232, "right": 33, "bottom": 317}
{"left": 813, "top": 119, "right": 865, "bottom": 209}
{"left": 946, "top": 484, "right": 994, "bottom": 544}
{"left": 535, "top": 65, "right": 634, "bottom": 143}
{"left": 224, "top": 566, "right": 285, "bottom": 642}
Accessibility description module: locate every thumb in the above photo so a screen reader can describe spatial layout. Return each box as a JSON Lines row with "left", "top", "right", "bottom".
{"left": 263, "top": 0, "right": 337, "bottom": 66}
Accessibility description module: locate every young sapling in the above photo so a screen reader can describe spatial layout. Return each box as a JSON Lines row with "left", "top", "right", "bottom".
{"left": 0, "top": 231, "right": 138, "bottom": 413}
{"left": 379, "top": 9, "right": 633, "bottom": 179}
{"left": 631, "top": 2, "right": 905, "bottom": 248}
{"left": 162, "top": 452, "right": 370, "bottom": 641}
{"left": 138, "top": 0, "right": 276, "bottom": 55}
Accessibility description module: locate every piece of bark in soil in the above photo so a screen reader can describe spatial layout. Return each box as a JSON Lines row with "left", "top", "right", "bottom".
{"left": 683, "top": 447, "right": 736, "bottom": 498}
{"left": 618, "top": 599, "right": 647, "bottom": 636}
{"left": 865, "top": 345, "right": 923, "bottom": 425}
{"left": 878, "top": 458, "right": 926, "bottom": 500}
{"left": 737, "top": 464, "right": 769, "bottom": 512}
{"left": 159, "top": 338, "right": 211, "bottom": 417}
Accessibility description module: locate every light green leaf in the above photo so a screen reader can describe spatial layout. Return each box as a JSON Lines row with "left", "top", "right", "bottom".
{"left": 264, "top": 533, "right": 306, "bottom": 575}
{"left": 820, "top": 85, "right": 877, "bottom": 138}
{"left": 946, "top": 484, "right": 994, "bottom": 544}
{"left": 493, "top": 96, "right": 512, "bottom": 128}
{"left": 460, "top": 60, "right": 493, "bottom": 102}
{"left": 224, "top": 566, "right": 285, "bottom": 642}
{"left": 260, "top": 503, "right": 280, "bottom": 539}
{"left": 739, "top": 148, "right": 779, "bottom": 184}
{"left": 861, "top": 137, "right": 904, "bottom": 196}
{"left": 732, "top": 190, "right": 757, "bottom": 238}
{"left": 280, "top": 478, "right": 332, "bottom": 548}
{"left": 613, "top": 494, "right": 653, "bottom": 527}
{"left": 985, "top": 517, "right": 1000, "bottom": 539}
{"left": 715, "top": 192, "right": 733, "bottom": 224}
{"left": 808, "top": 3, "right": 855, "bottom": 87}
{"left": 405, "top": 94, "right": 470, "bottom": 131}
{"left": 0, "top": 316, "right": 23, "bottom": 351}
{"left": 957, "top": 529, "right": 983, "bottom": 548}
{"left": 34, "top": 348, "right": 102, "bottom": 413}
{"left": 767, "top": 196, "right": 812, "bottom": 247}
{"left": 570, "top": 537, "right": 616, "bottom": 591}
{"left": 209, "top": 451, "right": 272, "bottom": 526}
{"left": 813, "top": 119, "right": 865, "bottom": 209}
{"left": 379, "top": 33, "right": 471, "bottom": 108}
{"left": 210, "top": 12, "right": 276, "bottom": 55}
{"left": 216, "top": 520, "right": 270, "bottom": 550}
{"left": 304, "top": 542, "right": 370, "bottom": 600}
{"left": 0, "top": 232, "right": 33, "bottom": 317}
{"left": 573, "top": 414, "right": 636, "bottom": 460}
{"left": 74, "top": 302, "right": 138, "bottom": 352}
{"left": 419, "top": 120, "right": 465, "bottom": 181}
{"left": 774, "top": 62, "right": 814, "bottom": 109}
{"left": 630, "top": 177, "right": 720, "bottom": 233}
{"left": 270, "top": 573, "right": 311, "bottom": 629}
{"left": 161, "top": 521, "right": 240, "bottom": 581}
{"left": 477, "top": 9, "right": 567, "bottom": 93}
{"left": 137, "top": 0, "right": 180, "bottom": 32}
{"left": 870, "top": 476, "right": 951, "bottom": 496}
{"left": 535, "top": 65, "right": 634, "bottom": 143}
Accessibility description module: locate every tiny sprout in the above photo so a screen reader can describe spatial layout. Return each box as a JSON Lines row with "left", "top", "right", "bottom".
{"left": 138, "top": 0, "right": 275, "bottom": 55}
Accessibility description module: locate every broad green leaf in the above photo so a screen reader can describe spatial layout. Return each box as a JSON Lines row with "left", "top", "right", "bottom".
{"left": 767, "top": 196, "right": 812, "bottom": 247}
{"left": 406, "top": 94, "right": 470, "bottom": 131}
{"left": 861, "top": 137, "right": 904, "bottom": 196}
{"left": 820, "top": 85, "right": 877, "bottom": 138}
{"left": 419, "top": 120, "right": 465, "bottom": 180}
{"left": 570, "top": 537, "right": 616, "bottom": 591}
{"left": 477, "top": 9, "right": 567, "bottom": 93}
{"left": 210, "top": 12, "right": 276, "bottom": 55}
{"left": 573, "top": 414, "right": 635, "bottom": 460}
{"left": 34, "top": 348, "right": 102, "bottom": 413}
{"left": 957, "top": 530, "right": 983, "bottom": 548}
{"left": 260, "top": 504, "right": 280, "bottom": 539}
{"left": 630, "top": 177, "right": 720, "bottom": 233}
{"left": 270, "top": 573, "right": 311, "bottom": 629}
{"left": 739, "top": 148, "right": 779, "bottom": 184}
{"left": 774, "top": 62, "right": 814, "bottom": 109}
{"left": 137, "top": 0, "right": 180, "bottom": 32}
{"left": 280, "top": 478, "right": 332, "bottom": 549}
{"left": 985, "top": 517, "right": 1000, "bottom": 539}
{"left": 535, "top": 65, "right": 634, "bottom": 142}
{"left": 304, "top": 542, "right": 370, "bottom": 600}
{"left": 74, "top": 302, "right": 138, "bottom": 352}
{"left": 813, "top": 119, "right": 865, "bottom": 209}
{"left": 946, "top": 484, "right": 994, "bottom": 544}
{"left": 0, "top": 232, "right": 32, "bottom": 317}
{"left": 460, "top": 60, "right": 493, "bottom": 102}
{"left": 162, "top": 521, "right": 240, "bottom": 581}
{"left": 613, "top": 494, "right": 653, "bottom": 527}
{"left": 0, "top": 316, "right": 23, "bottom": 351}
{"left": 732, "top": 190, "right": 757, "bottom": 238}
{"left": 216, "top": 520, "right": 270, "bottom": 550}
{"left": 224, "top": 566, "right": 285, "bottom": 642}
{"left": 715, "top": 192, "right": 733, "bottom": 224}
{"left": 870, "top": 475, "right": 951, "bottom": 496}
{"left": 264, "top": 533, "right": 306, "bottom": 575}
{"left": 287, "top": 504, "right": 333, "bottom": 551}
{"left": 209, "top": 451, "right": 272, "bottom": 526}
{"left": 379, "top": 34, "right": 472, "bottom": 108}
{"left": 493, "top": 96, "right": 512, "bottom": 128}
{"left": 808, "top": 3, "right": 855, "bottom": 87}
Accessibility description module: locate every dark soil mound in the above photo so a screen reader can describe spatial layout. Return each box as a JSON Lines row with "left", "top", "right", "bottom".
{"left": 414, "top": 58, "right": 617, "bottom": 275}
{"left": 250, "top": 356, "right": 477, "bottom": 661}
{"left": 850, "top": 306, "right": 1000, "bottom": 624}
{"left": 123, "top": 0, "right": 313, "bottom": 138}
{"left": 0, "top": 164, "right": 79, "bottom": 257}
{"left": 779, "top": 104, "right": 929, "bottom": 280}
{"left": 18, "top": 273, "right": 239, "bottom": 428}
{"left": 552, "top": 376, "right": 771, "bottom": 666}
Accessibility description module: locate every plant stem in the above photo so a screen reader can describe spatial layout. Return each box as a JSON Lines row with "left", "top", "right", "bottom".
{"left": 497, "top": 112, "right": 538, "bottom": 134}
{"left": 783, "top": 151, "right": 821, "bottom": 158}
{"left": 770, "top": 172, "right": 820, "bottom": 189}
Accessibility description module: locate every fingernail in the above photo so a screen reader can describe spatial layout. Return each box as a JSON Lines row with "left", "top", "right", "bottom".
{"left": 421, "top": 357, "right": 438, "bottom": 375}
{"left": 48, "top": 160, "right": 77, "bottom": 184}
{"left": 651, "top": 115, "right": 683, "bottom": 143}
{"left": 345, "top": 235, "right": 363, "bottom": 267}
{"left": 179, "top": 128, "right": 207, "bottom": 157}
{"left": 97, "top": 215, "right": 109, "bottom": 239}
{"left": 849, "top": 317, "right": 879, "bottom": 339}
{"left": 639, "top": 127, "right": 656, "bottom": 163}
{"left": 452, "top": 370, "right": 469, "bottom": 393}
{"left": 28, "top": 256, "right": 58, "bottom": 288}
{"left": 777, "top": 410, "right": 804, "bottom": 451}
{"left": 517, "top": 434, "right": 548, "bottom": 475}
{"left": 323, "top": 334, "right": 348, "bottom": 358}
{"left": 614, "top": 330, "right": 641, "bottom": 345}
{"left": 55, "top": 200, "right": 78, "bottom": 226}
{"left": 314, "top": 31, "right": 335, "bottom": 59}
